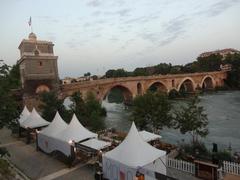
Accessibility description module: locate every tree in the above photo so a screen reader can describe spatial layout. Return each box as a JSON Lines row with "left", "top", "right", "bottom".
{"left": 70, "top": 91, "right": 87, "bottom": 125}
{"left": 174, "top": 96, "right": 208, "bottom": 143}
{"left": 70, "top": 91, "right": 106, "bottom": 131}
{"left": 131, "top": 91, "right": 173, "bottom": 132}
{"left": 0, "top": 60, "right": 20, "bottom": 129}
{"left": 84, "top": 72, "right": 91, "bottom": 77}
{"left": 39, "top": 91, "right": 71, "bottom": 122}
{"left": 197, "top": 54, "right": 222, "bottom": 72}
{"left": 224, "top": 53, "right": 240, "bottom": 89}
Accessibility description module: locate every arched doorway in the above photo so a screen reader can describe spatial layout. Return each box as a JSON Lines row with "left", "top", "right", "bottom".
{"left": 137, "top": 82, "right": 143, "bottom": 95}
{"left": 202, "top": 76, "right": 214, "bottom": 90}
{"left": 178, "top": 79, "right": 195, "bottom": 94}
{"left": 104, "top": 85, "right": 133, "bottom": 105}
{"left": 35, "top": 85, "right": 50, "bottom": 94}
{"left": 148, "top": 81, "right": 167, "bottom": 93}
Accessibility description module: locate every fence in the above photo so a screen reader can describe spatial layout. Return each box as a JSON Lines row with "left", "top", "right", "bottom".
{"left": 167, "top": 158, "right": 195, "bottom": 174}
{"left": 222, "top": 161, "right": 240, "bottom": 176}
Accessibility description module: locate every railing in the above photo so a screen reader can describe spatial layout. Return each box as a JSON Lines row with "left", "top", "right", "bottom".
{"left": 222, "top": 161, "right": 240, "bottom": 176}
{"left": 167, "top": 158, "right": 195, "bottom": 174}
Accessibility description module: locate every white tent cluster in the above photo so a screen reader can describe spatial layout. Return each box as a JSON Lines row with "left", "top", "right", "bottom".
{"left": 18, "top": 106, "right": 50, "bottom": 129}
{"left": 103, "top": 122, "right": 166, "bottom": 180}
{"left": 38, "top": 112, "right": 110, "bottom": 156}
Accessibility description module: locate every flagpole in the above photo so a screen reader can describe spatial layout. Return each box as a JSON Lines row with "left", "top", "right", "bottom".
{"left": 28, "top": 16, "right": 33, "bottom": 33}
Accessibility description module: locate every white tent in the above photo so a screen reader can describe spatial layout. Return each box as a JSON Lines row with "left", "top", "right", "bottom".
{"left": 80, "top": 138, "right": 111, "bottom": 151}
{"left": 37, "top": 111, "right": 68, "bottom": 154}
{"left": 139, "top": 130, "right": 162, "bottom": 142}
{"left": 40, "top": 112, "right": 67, "bottom": 137}
{"left": 54, "top": 114, "right": 97, "bottom": 143}
{"left": 103, "top": 122, "right": 166, "bottom": 180}
{"left": 18, "top": 106, "right": 30, "bottom": 125}
{"left": 21, "top": 108, "right": 50, "bottom": 129}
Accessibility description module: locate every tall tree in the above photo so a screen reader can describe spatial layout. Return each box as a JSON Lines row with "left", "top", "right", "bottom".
{"left": 174, "top": 96, "right": 208, "bottom": 143}
{"left": 0, "top": 60, "right": 20, "bottom": 129}
{"left": 69, "top": 91, "right": 106, "bottom": 131}
{"left": 70, "top": 91, "right": 87, "bottom": 125}
{"left": 131, "top": 91, "right": 173, "bottom": 132}
{"left": 39, "top": 91, "right": 71, "bottom": 122}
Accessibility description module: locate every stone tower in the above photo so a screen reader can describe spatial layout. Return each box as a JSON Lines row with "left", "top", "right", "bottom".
{"left": 18, "top": 32, "right": 59, "bottom": 96}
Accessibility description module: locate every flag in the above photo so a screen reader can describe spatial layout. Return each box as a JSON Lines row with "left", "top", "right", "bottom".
{"left": 28, "top": 17, "right": 31, "bottom": 26}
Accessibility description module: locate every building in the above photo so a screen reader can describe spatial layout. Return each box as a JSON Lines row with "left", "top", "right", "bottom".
{"left": 199, "top": 48, "right": 240, "bottom": 59}
{"left": 18, "top": 32, "right": 59, "bottom": 96}
{"left": 62, "top": 77, "right": 76, "bottom": 84}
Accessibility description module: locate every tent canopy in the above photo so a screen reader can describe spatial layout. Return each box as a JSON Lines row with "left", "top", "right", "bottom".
{"left": 103, "top": 122, "right": 166, "bottom": 168}
{"left": 21, "top": 108, "right": 50, "bottom": 129}
{"left": 40, "top": 111, "right": 68, "bottom": 137}
{"left": 139, "top": 130, "right": 162, "bottom": 142}
{"left": 80, "top": 138, "right": 111, "bottom": 151}
{"left": 18, "top": 106, "right": 30, "bottom": 125}
{"left": 54, "top": 114, "right": 97, "bottom": 143}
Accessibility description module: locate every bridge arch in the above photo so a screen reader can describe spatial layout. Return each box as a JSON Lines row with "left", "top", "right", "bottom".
{"left": 148, "top": 81, "right": 167, "bottom": 93}
{"left": 137, "top": 82, "right": 143, "bottom": 95}
{"left": 177, "top": 77, "right": 195, "bottom": 92}
{"left": 201, "top": 75, "right": 215, "bottom": 90}
{"left": 103, "top": 84, "right": 133, "bottom": 104}
{"left": 35, "top": 84, "right": 50, "bottom": 94}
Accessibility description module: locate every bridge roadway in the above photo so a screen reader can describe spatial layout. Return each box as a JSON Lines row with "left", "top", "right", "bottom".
{"left": 60, "top": 71, "right": 227, "bottom": 102}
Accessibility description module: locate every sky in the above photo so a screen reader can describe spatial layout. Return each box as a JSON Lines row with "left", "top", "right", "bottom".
{"left": 0, "top": 0, "right": 240, "bottom": 78}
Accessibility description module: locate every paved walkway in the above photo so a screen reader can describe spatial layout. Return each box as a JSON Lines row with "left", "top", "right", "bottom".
{"left": 0, "top": 128, "right": 95, "bottom": 180}
{"left": 167, "top": 167, "right": 201, "bottom": 180}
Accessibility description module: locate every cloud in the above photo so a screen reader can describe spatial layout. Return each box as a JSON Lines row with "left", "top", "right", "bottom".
{"left": 159, "top": 16, "right": 188, "bottom": 46}
{"left": 91, "top": 11, "right": 102, "bottom": 16}
{"left": 45, "top": 32, "right": 57, "bottom": 41}
{"left": 116, "top": 9, "right": 131, "bottom": 17}
{"left": 103, "top": 8, "right": 131, "bottom": 17}
{"left": 37, "top": 16, "right": 59, "bottom": 24}
{"left": 139, "top": 15, "right": 188, "bottom": 47}
{"left": 195, "top": 0, "right": 240, "bottom": 17}
{"left": 124, "top": 14, "right": 159, "bottom": 24}
{"left": 86, "top": 0, "right": 101, "bottom": 7}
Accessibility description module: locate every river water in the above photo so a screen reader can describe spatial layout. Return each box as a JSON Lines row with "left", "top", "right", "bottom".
{"left": 102, "top": 91, "right": 240, "bottom": 152}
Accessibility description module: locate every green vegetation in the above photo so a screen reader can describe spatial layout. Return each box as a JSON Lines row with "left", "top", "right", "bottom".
{"left": 0, "top": 60, "right": 21, "bottom": 130}
{"left": 39, "top": 91, "right": 72, "bottom": 122}
{"left": 131, "top": 91, "right": 173, "bottom": 132}
{"left": 224, "top": 53, "right": 240, "bottom": 88}
{"left": 174, "top": 96, "right": 208, "bottom": 143}
{"left": 178, "top": 141, "right": 232, "bottom": 162}
{"left": 39, "top": 91, "right": 106, "bottom": 132}
{"left": 104, "top": 52, "right": 240, "bottom": 90}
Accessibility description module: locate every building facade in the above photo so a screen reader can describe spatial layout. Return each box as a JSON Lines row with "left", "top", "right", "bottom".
{"left": 17, "top": 32, "right": 59, "bottom": 109}
{"left": 18, "top": 32, "right": 59, "bottom": 96}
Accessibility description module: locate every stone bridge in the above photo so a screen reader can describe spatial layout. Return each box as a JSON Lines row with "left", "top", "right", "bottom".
{"left": 60, "top": 71, "right": 227, "bottom": 103}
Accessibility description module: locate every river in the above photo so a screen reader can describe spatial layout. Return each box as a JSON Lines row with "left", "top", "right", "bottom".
{"left": 102, "top": 91, "right": 240, "bottom": 152}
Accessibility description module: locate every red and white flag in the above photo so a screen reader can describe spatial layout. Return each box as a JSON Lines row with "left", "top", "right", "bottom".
{"left": 28, "top": 16, "right": 31, "bottom": 26}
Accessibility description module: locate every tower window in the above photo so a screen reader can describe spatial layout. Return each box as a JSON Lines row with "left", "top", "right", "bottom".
{"left": 39, "top": 61, "right": 42, "bottom": 66}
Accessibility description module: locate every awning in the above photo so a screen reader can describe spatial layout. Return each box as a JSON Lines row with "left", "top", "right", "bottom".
{"left": 80, "top": 139, "right": 111, "bottom": 150}
{"left": 139, "top": 130, "right": 162, "bottom": 142}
